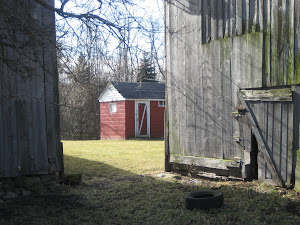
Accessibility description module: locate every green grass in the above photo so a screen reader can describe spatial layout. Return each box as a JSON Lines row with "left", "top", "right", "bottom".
{"left": 2, "top": 140, "right": 300, "bottom": 225}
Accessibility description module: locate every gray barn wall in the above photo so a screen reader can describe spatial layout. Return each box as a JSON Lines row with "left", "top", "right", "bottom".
{"left": 165, "top": 0, "right": 300, "bottom": 186}
{"left": 0, "top": 0, "right": 62, "bottom": 178}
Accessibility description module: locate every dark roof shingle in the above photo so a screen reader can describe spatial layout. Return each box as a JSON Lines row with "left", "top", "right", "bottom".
{"left": 111, "top": 82, "right": 165, "bottom": 100}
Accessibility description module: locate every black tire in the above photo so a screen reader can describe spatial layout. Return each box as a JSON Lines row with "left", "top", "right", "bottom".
{"left": 185, "top": 191, "right": 224, "bottom": 210}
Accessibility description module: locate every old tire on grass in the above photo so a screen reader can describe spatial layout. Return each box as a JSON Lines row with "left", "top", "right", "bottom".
{"left": 185, "top": 191, "right": 223, "bottom": 210}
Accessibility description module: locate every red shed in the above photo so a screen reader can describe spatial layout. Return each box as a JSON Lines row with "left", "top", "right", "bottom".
{"left": 98, "top": 82, "right": 165, "bottom": 140}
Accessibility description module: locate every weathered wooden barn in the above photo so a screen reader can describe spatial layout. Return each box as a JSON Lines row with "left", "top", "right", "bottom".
{"left": 99, "top": 82, "right": 165, "bottom": 139}
{"left": 0, "top": 0, "right": 62, "bottom": 178}
{"left": 165, "top": 0, "right": 300, "bottom": 187}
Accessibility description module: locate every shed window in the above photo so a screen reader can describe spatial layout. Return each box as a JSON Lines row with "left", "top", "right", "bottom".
{"left": 109, "top": 103, "right": 117, "bottom": 113}
{"left": 158, "top": 101, "right": 165, "bottom": 107}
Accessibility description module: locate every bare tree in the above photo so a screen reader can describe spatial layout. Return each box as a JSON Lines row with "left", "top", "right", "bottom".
{"left": 1, "top": 0, "right": 165, "bottom": 140}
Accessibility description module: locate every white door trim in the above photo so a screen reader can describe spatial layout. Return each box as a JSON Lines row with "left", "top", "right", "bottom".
{"left": 135, "top": 101, "right": 150, "bottom": 138}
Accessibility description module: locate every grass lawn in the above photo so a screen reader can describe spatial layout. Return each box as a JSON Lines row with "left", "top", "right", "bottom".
{"left": 2, "top": 140, "right": 300, "bottom": 225}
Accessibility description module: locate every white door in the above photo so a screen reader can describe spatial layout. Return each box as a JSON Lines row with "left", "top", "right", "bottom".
{"left": 135, "top": 101, "right": 150, "bottom": 137}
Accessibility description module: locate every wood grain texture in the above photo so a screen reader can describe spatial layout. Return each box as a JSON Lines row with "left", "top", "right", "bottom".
{"left": 0, "top": 0, "right": 62, "bottom": 178}
{"left": 165, "top": 0, "right": 299, "bottom": 184}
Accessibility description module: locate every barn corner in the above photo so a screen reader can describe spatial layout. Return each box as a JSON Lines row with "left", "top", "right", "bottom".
{"left": 0, "top": 0, "right": 63, "bottom": 179}
{"left": 165, "top": 0, "right": 300, "bottom": 188}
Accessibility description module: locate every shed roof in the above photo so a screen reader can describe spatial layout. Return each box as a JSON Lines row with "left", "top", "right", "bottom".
{"left": 99, "top": 82, "right": 165, "bottom": 102}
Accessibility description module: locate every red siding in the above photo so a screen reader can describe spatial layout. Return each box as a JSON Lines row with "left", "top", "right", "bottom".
{"left": 100, "top": 101, "right": 126, "bottom": 139}
{"left": 125, "top": 101, "right": 135, "bottom": 139}
{"left": 100, "top": 100, "right": 165, "bottom": 139}
{"left": 150, "top": 101, "right": 165, "bottom": 138}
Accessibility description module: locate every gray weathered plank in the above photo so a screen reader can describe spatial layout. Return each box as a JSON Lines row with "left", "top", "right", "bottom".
{"left": 242, "top": 0, "right": 249, "bottom": 34}
{"left": 273, "top": 103, "right": 282, "bottom": 179}
{"left": 295, "top": 0, "right": 300, "bottom": 84}
{"left": 0, "top": 45, "right": 4, "bottom": 177}
{"left": 286, "top": 0, "right": 294, "bottom": 85}
{"left": 265, "top": 103, "right": 273, "bottom": 179}
{"left": 244, "top": 100, "right": 283, "bottom": 186}
{"left": 211, "top": 41, "right": 223, "bottom": 158}
{"left": 270, "top": 0, "right": 279, "bottom": 86}
{"left": 249, "top": 0, "right": 257, "bottom": 32}
{"left": 177, "top": 0, "right": 187, "bottom": 156}
{"left": 263, "top": 0, "right": 271, "bottom": 86}
{"left": 257, "top": 0, "right": 264, "bottom": 31}
{"left": 211, "top": 0, "right": 217, "bottom": 41}
{"left": 43, "top": 0, "right": 60, "bottom": 174}
{"left": 280, "top": 103, "right": 288, "bottom": 182}
{"left": 7, "top": 48, "right": 19, "bottom": 177}
{"left": 185, "top": 0, "right": 198, "bottom": 157}
{"left": 169, "top": 0, "right": 181, "bottom": 156}
{"left": 170, "top": 154, "right": 240, "bottom": 170}
{"left": 236, "top": 0, "right": 243, "bottom": 35}
{"left": 217, "top": 0, "right": 223, "bottom": 39}
{"left": 223, "top": 0, "right": 230, "bottom": 38}
{"left": 220, "top": 37, "right": 233, "bottom": 159}
{"left": 230, "top": 0, "right": 237, "bottom": 36}
{"left": 32, "top": 1, "right": 48, "bottom": 174}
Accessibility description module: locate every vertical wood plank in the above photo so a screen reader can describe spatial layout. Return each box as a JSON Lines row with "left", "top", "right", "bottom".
{"left": 249, "top": 32, "right": 263, "bottom": 87}
{"left": 199, "top": 45, "right": 209, "bottom": 157}
{"left": 249, "top": 0, "right": 257, "bottom": 32}
{"left": 230, "top": 0, "right": 237, "bottom": 37}
{"left": 286, "top": 102, "right": 294, "bottom": 186}
{"left": 286, "top": 0, "right": 294, "bottom": 85}
{"left": 185, "top": 0, "right": 199, "bottom": 157}
{"left": 280, "top": 103, "right": 289, "bottom": 182}
{"left": 221, "top": 38, "right": 234, "bottom": 159}
{"left": 202, "top": 43, "right": 211, "bottom": 157}
{"left": 212, "top": 42, "right": 223, "bottom": 158}
{"left": 195, "top": 44, "right": 204, "bottom": 157}
{"left": 178, "top": 1, "right": 187, "bottom": 156}
{"left": 242, "top": 0, "right": 249, "bottom": 34}
{"left": 211, "top": 0, "right": 217, "bottom": 41}
{"left": 217, "top": 0, "right": 224, "bottom": 39}
{"left": 231, "top": 36, "right": 243, "bottom": 157}
{"left": 167, "top": 0, "right": 178, "bottom": 156}
{"left": 32, "top": 1, "right": 48, "bottom": 174}
{"left": 265, "top": 103, "right": 273, "bottom": 179}
{"left": 224, "top": 0, "right": 230, "bottom": 37}
{"left": 263, "top": 0, "right": 271, "bottom": 87}
{"left": 202, "top": 0, "right": 211, "bottom": 44}
{"left": 15, "top": 1, "right": 30, "bottom": 175}
{"left": 206, "top": 0, "right": 211, "bottom": 42}
{"left": 292, "top": 86, "right": 300, "bottom": 185}
{"left": 43, "top": 0, "right": 60, "bottom": 174}
{"left": 240, "top": 35, "right": 251, "bottom": 87}
{"left": 257, "top": 0, "right": 264, "bottom": 31}
{"left": 295, "top": 0, "right": 300, "bottom": 84}
{"left": 165, "top": 0, "right": 171, "bottom": 169}
{"left": 273, "top": 103, "right": 282, "bottom": 178}
{"left": 0, "top": 44, "right": 4, "bottom": 177}
{"left": 171, "top": 0, "right": 181, "bottom": 156}
{"left": 7, "top": 48, "right": 19, "bottom": 177}
{"left": 236, "top": 0, "right": 243, "bottom": 35}
{"left": 270, "top": 0, "right": 279, "bottom": 86}
{"left": 278, "top": 0, "right": 286, "bottom": 85}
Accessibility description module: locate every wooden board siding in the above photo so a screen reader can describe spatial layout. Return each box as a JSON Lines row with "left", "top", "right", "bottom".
{"left": 100, "top": 101, "right": 126, "bottom": 140}
{"left": 240, "top": 99, "right": 295, "bottom": 186}
{"left": 125, "top": 101, "right": 135, "bottom": 139}
{"left": 0, "top": 0, "right": 62, "bottom": 178}
{"left": 165, "top": 0, "right": 300, "bottom": 184}
{"left": 150, "top": 101, "right": 165, "bottom": 138}
{"left": 98, "top": 84, "right": 125, "bottom": 102}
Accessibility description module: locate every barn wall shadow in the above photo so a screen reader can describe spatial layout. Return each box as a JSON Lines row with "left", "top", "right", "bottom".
{"left": 1, "top": 154, "right": 300, "bottom": 224}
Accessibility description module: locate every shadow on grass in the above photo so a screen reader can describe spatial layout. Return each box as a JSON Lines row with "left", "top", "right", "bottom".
{"left": 2, "top": 155, "right": 300, "bottom": 225}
